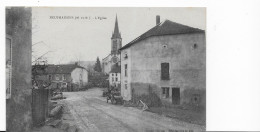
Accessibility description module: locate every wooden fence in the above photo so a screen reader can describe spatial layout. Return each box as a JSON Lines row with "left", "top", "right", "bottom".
{"left": 32, "top": 88, "right": 52, "bottom": 127}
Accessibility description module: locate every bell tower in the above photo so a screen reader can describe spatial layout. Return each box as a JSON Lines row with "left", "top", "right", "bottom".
{"left": 111, "top": 15, "right": 122, "bottom": 55}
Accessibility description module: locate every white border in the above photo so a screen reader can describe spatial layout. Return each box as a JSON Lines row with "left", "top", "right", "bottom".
{"left": 1, "top": 0, "right": 260, "bottom": 131}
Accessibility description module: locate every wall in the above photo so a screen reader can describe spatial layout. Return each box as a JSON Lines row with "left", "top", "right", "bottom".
{"left": 6, "top": 7, "right": 32, "bottom": 132}
{"left": 102, "top": 53, "right": 121, "bottom": 74}
{"left": 71, "top": 68, "right": 88, "bottom": 86}
{"left": 127, "top": 33, "right": 206, "bottom": 107}
{"left": 102, "top": 55, "right": 112, "bottom": 74}
{"left": 109, "top": 73, "right": 121, "bottom": 87}
{"left": 121, "top": 48, "right": 132, "bottom": 101}
{"left": 51, "top": 74, "right": 72, "bottom": 83}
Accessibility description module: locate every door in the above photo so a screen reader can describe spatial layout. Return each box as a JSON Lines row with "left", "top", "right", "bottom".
{"left": 172, "top": 88, "right": 180, "bottom": 105}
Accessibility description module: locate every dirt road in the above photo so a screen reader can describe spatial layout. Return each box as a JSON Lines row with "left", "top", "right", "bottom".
{"left": 61, "top": 88, "right": 205, "bottom": 132}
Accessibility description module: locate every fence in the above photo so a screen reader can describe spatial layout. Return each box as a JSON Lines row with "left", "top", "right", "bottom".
{"left": 32, "top": 88, "right": 52, "bottom": 127}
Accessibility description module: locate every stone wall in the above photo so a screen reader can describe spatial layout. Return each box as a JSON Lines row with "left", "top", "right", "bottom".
{"left": 129, "top": 33, "right": 206, "bottom": 107}
{"left": 6, "top": 7, "right": 32, "bottom": 132}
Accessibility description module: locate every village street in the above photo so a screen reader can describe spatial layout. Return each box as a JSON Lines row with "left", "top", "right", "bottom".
{"left": 60, "top": 88, "right": 205, "bottom": 132}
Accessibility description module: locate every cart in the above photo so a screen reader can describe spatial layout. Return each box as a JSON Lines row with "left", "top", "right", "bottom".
{"left": 106, "top": 90, "right": 123, "bottom": 104}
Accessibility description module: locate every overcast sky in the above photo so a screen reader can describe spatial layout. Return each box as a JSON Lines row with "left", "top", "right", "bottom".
{"left": 32, "top": 7, "right": 206, "bottom": 64}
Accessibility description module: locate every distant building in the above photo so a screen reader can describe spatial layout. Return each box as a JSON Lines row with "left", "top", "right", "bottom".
{"left": 120, "top": 16, "right": 206, "bottom": 107}
{"left": 109, "top": 63, "right": 121, "bottom": 87}
{"left": 33, "top": 63, "right": 88, "bottom": 90}
{"left": 102, "top": 15, "right": 122, "bottom": 86}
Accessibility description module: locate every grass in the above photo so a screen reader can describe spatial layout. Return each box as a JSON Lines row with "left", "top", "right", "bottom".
{"left": 147, "top": 104, "right": 206, "bottom": 126}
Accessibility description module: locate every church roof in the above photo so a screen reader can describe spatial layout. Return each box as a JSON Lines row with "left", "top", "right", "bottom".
{"left": 111, "top": 15, "right": 121, "bottom": 39}
{"left": 120, "top": 19, "right": 204, "bottom": 50}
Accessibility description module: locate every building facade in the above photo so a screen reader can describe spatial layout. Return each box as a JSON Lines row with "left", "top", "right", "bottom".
{"left": 33, "top": 63, "right": 88, "bottom": 90}
{"left": 120, "top": 16, "right": 206, "bottom": 107}
{"left": 102, "top": 15, "right": 122, "bottom": 86}
{"left": 109, "top": 63, "right": 121, "bottom": 87}
{"left": 6, "top": 7, "right": 33, "bottom": 132}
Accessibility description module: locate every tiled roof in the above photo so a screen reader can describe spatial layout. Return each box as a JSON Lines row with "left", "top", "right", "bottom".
{"left": 33, "top": 64, "right": 85, "bottom": 75}
{"left": 120, "top": 19, "right": 204, "bottom": 50}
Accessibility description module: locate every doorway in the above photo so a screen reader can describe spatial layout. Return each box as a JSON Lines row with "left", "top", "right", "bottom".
{"left": 172, "top": 88, "right": 180, "bottom": 105}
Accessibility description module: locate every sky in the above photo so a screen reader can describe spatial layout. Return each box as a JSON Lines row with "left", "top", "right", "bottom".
{"left": 32, "top": 7, "right": 206, "bottom": 64}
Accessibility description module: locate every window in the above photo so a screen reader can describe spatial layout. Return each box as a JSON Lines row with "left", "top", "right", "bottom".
{"left": 161, "top": 63, "right": 169, "bottom": 80}
{"left": 125, "top": 64, "right": 128, "bottom": 77}
{"left": 166, "top": 88, "right": 169, "bottom": 98}
{"left": 125, "top": 83, "right": 127, "bottom": 89}
{"left": 115, "top": 77, "right": 118, "bottom": 81}
{"left": 62, "top": 82, "right": 67, "bottom": 87}
{"left": 62, "top": 74, "right": 65, "bottom": 80}
{"left": 162, "top": 87, "right": 169, "bottom": 98}
{"left": 113, "top": 40, "right": 117, "bottom": 51}
{"left": 55, "top": 74, "right": 60, "bottom": 80}
{"left": 112, "top": 77, "right": 114, "bottom": 82}
{"left": 193, "top": 43, "right": 198, "bottom": 49}
{"left": 116, "top": 73, "right": 117, "bottom": 76}
{"left": 162, "top": 87, "right": 166, "bottom": 94}
{"left": 124, "top": 53, "right": 128, "bottom": 59}
{"left": 48, "top": 75, "right": 52, "bottom": 80}
{"left": 6, "top": 36, "right": 12, "bottom": 99}
{"left": 112, "top": 73, "right": 114, "bottom": 76}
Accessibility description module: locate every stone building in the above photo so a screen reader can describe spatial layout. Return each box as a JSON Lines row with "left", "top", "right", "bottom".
{"left": 33, "top": 63, "right": 89, "bottom": 91}
{"left": 120, "top": 16, "right": 206, "bottom": 107}
{"left": 6, "top": 7, "right": 33, "bottom": 132}
{"left": 102, "top": 15, "right": 122, "bottom": 86}
{"left": 109, "top": 63, "right": 121, "bottom": 87}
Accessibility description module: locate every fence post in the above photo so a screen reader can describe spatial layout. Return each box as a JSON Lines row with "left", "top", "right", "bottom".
{"left": 32, "top": 88, "right": 49, "bottom": 127}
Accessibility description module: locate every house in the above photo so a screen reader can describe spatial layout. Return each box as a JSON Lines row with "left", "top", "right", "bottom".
{"left": 109, "top": 63, "right": 121, "bottom": 87}
{"left": 33, "top": 63, "right": 89, "bottom": 91}
{"left": 6, "top": 7, "right": 33, "bottom": 132}
{"left": 120, "top": 16, "right": 206, "bottom": 107}
{"left": 102, "top": 15, "right": 122, "bottom": 86}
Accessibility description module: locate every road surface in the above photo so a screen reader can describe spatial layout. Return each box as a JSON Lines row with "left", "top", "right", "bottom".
{"left": 61, "top": 88, "right": 205, "bottom": 132}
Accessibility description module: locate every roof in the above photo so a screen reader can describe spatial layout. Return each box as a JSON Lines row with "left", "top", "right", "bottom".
{"left": 110, "top": 63, "right": 121, "bottom": 73}
{"left": 111, "top": 15, "right": 121, "bottom": 39}
{"left": 102, "top": 53, "right": 111, "bottom": 61}
{"left": 120, "top": 19, "right": 204, "bottom": 50}
{"left": 33, "top": 64, "right": 86, "bottom": 75}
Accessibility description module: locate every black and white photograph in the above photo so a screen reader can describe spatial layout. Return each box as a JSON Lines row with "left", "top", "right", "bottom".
{"left": 5, "top": 7, "right": 206, "bottom": 132}
{"left": 3, "top": 2, "right": 260, "bottom": 132}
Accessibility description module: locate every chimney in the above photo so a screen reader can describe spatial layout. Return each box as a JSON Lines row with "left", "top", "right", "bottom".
{"left": 156, "top": 15, "right": 160, "bottom": 25}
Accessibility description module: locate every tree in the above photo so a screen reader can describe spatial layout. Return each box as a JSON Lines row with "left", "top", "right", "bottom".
{"left": 94, "top": 57, "right": 102, "bottom": 72}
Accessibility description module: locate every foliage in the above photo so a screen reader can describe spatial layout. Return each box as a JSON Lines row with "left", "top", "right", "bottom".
{"left": 85, "top": 82, "right": 94, "bottom": 89}
{"left": 94, "top": 57, "right": 102, "bottom": 72}
{"left": 88, "top": 73, "right": 109, "bottom": 88}
{"left": 132, "top": 87, "right": 162, "bottom": 107}
{"left": 32, "top": 64, "right": 53, "bottom": 89}
{"left": 133, "top": 93, "right": 162, "bottom": 107}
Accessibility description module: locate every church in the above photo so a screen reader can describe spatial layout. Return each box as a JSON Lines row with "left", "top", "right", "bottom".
{"left": 102, "top": 15, "right": 122, "bottom": 87}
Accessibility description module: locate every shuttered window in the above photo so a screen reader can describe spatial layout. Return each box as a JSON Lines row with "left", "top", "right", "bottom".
{"left": 6, "top": 36, "right": 12, "bottom": 99}
{"left": 162, "top": 87, "right": 169, "bottom": 98}
{"left": 161, "top": 63, "right": 169, "bottom": 80}
{"left": 125, "top": 64, "right": 127, "bottom": 77}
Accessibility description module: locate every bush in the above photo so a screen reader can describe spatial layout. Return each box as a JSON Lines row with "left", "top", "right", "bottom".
{"left": 133, "top": 92, "right": 162, "bottom": 107}
{"left": 85, "top": 82, "right": 93, "bottom": 89}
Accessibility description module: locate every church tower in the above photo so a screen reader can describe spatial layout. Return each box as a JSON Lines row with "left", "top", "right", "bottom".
{"left": 111, "top": 15, "right": 122, "bottom": 55}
